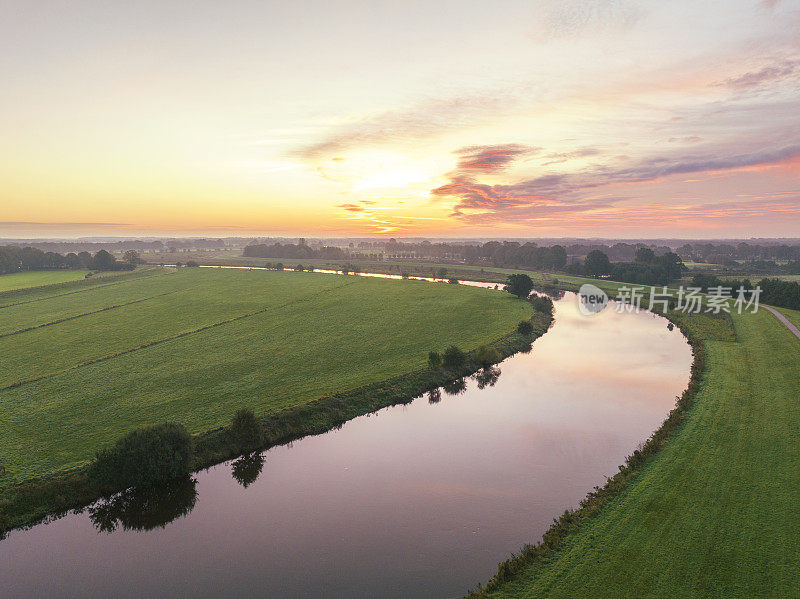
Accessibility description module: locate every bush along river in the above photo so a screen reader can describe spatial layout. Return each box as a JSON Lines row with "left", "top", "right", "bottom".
{"left": 0, "top": 288, "right": 691, "bottom": 599}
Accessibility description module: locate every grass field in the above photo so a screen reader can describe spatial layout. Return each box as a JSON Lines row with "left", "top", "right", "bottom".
{"left": 0, "top": 270, "right": 92, "bottom": 291}
{"left": 0, "top": 267, "right": 529, "bottom": 487}
{"left": 477, "top": 303, "right": 800, "bottom": 598}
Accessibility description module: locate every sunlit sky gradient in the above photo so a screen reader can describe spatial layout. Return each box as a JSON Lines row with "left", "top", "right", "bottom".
{"left": 2, "top": 0, "right": 799, "bottom": 237}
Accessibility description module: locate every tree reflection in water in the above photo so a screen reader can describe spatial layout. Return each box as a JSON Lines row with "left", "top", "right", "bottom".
{"left": 231, "top": 452, "right": 265, "bottom": 488}
{"left": 88, "top": 476, "right": 198, "bottom": 533}
{"left": 427, "top": 388, "right": 441, "bottom": 404}
{"left": 442, "top": 377, "right": 467, "bottom": 396}
{"left": 475, "top": 366, "right": 501, "bottom": 389}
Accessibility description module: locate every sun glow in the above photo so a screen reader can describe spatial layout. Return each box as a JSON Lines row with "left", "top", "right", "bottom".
{"left": 317, "top": 150, "right": 442, "bottom": 191}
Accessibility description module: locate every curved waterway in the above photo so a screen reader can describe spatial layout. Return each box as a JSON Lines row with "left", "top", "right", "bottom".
{"left": 0, "top": 284, "right": 692, "bottom": 599}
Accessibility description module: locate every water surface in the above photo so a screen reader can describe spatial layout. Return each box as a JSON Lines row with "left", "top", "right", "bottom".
{"left": 0, "top": 288, "right": 691, "bottom": 598}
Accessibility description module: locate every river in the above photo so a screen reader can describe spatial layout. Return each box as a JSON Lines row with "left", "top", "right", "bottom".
{"left": 0, "top": 280, "right": 692, "bottom": 598}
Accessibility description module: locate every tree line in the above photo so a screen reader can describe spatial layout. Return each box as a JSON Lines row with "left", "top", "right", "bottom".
{"left": 243, "top": 242, "right": 348, "bottom": 260}
{"left": 0, "top": 245, "right": 137, "bottom": 275}
{"left": 691, "top": 273, "right": 800, "bottom": 311}
{"left": 4, "top": 238, "right": 229, "bottom": 254}
{"left": 566, "top": 248, "right": 685, "bottom": 286}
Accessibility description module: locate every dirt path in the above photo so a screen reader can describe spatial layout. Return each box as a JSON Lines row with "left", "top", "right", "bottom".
{"left": 762, "top": 306, "right": 800, "bottom": 342}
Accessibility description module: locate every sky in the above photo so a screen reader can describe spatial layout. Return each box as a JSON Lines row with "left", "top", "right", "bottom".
{"left": 1, "top": 0, "right": 799, "bottom": 238}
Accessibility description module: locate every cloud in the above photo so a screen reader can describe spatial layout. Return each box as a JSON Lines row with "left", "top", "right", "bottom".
{"left": 0, "top": 221, "right": 133, "bottom": 231}
{"left": 337, "top": 203, "right": 364, "bottom": 212}
{"left": 717, "top": 59, "right": 800, "bottom": 90}
{"left": 547, "top": 196, "right": 800, "bottom": 230}
{"left": 608, "top": 144, "right": 800, "bottom": 182}
{"left": 336, "top": 200, "right": 377, "bottom": 213}
{"left": 293, "top": 95, "right": 518, "bottom": 160}
{"left": 431, "top": 175, "right": 619, "bottom": 223}
{"left": 431, "top": 143, "right": 800, "bottom": 224}
{"left": 667, "top": 136, "right": 703, "bottom": 144}
{"left": 760, "top": 0, "right": 782, "bottom": 10}
{"left": 453, "top": 144, "right": 538, "bottom": 173}
{"left": 541, "top": 146, "right": 601, "bottom": 165}
{"left": 530, "top": 0, "right": 645, "bottom": 41}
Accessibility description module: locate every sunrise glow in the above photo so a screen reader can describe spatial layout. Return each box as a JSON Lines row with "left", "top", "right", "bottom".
{"left": 2, "top": 0, "right": 799, "bottom": 237}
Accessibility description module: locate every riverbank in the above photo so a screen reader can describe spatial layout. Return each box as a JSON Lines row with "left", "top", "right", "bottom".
{"left": 0, "top": 276, "right": 551, "bottom": 535}
{"left": 468, "top": 298, "right": 800, "bottom": 597}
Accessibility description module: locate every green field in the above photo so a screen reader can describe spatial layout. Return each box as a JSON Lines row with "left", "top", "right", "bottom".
{"left": 0, "top": 267, "right": 529, "bottom": 486}
{"left": 479, "top": 302, "right": 800, "bottom": 598}
{"left": 0, "top": 270, "right": 92, "bottom": 291}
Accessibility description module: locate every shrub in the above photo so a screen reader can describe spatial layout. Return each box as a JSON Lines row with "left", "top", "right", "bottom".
{"left": 294, "top": 264, "right": 304, "bottom": 271}
{"left": 442, "top": 345, "right": 467, "bottom": 370}
{"left": 474, "top": 345, "right": 501, "bottom": 366}
{"left": 517, "top": 320, "right": 534, "bottom": 335}
{"left": 185, "top": 260, "right": 199, "bottom": 267}
{"left": 448, "top": 277, "right": 459, "bottom": 284}
{"left": 428, "top": 350, "right": 442, "bottom": 368}
{"left": 530, "top": 295, "right": 554, "bottom": 314}
{"left": 231, "top": 408, "right": 262, "bottom": 450}
{"left": 274, "top": 262, "right": 284, "bottom": 270}
{"left": 89, "top": 423, "right": 193, "bottom": 490}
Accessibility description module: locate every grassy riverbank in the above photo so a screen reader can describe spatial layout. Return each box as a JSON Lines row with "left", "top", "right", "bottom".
{"left": 470, "top": 297, "right": 800, "bottom": 597}
{"left": 0, "top": 267, "right": 544, "bottom": 532}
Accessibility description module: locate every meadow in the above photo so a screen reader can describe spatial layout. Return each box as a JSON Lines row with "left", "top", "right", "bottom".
{"left": 473, "top": 294, "right": 800, "bottom": 598}
{"left": 0, "top": 269, "right": 91, "bottom": 292}
{"left": 0, "top": 267, "right": 530, "bottom": 487}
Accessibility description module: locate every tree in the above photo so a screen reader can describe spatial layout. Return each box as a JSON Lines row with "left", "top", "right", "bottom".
{"left": 91, "top": 249, "right": 117, "bottom": 271}
{"left": 123, "top": 250, "right": 141, "bottom": 264}
{"left": 185, "top": 260, "right": 199, "bottom": 267}
{"left": 442, "top": 345, "right": 466, "bottom": 370}
{"left": 66, "top": 252, "right": 81, "bottom": 268}
{"left": 635, "top": 247, "right": 655, "bottom": 264}
{"left": 436, "top": 267, "right": 448, "bottom": 279}
{"left": 428, "top": 350, "right": 442, "bottom": 368}
{"left": 231, "top": 408, "right": 262, "bottom": 450}
{"left": 547, "top": 245, "right": 568, "bottom": 269}
{"left": 504, "top": 273, "right": 534, "bottom": 299}
{"left": 89, "top": 423, "right": 193, "bottom": 489}
{"left": 584, "top": 250, "right": 611, "bottom": 277}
